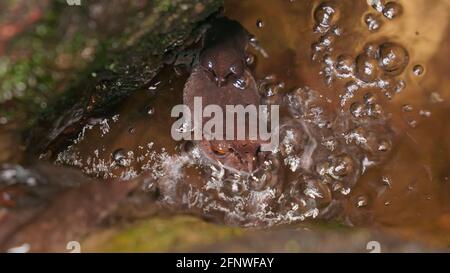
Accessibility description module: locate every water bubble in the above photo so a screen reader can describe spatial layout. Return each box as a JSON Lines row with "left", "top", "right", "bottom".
{"left": 223, "top": 179, "right": 245, "bottom": 196}
{"left": 394, "top": 80, "right": 406, "bottom": 93}
{"left": 262, "top": 156, "right": 280, "bottom": 173}
{"left": 336, "top": 54, "right": 354, "bottom": 74}
{"left": 245, "top": 54, "right": 255, "bottom": 66}
{"left": 419, "top": 110, "right": 431, "bottom": 118}
{"left": 303, "top": 177, "right": 332, "bottom": 207}
{"left": 344, "top": 127, "right": 369, "bottom": 147}
{"left": 112, "top": 149, "right": 127, "bottom": 167}
{"left": 315, "top": 161, "right": 330, "bottom": 176}
{"left": 367, "top": 103, "right": 383, "bottom": 118}
{"left": 377, "top": 139, "right": 391, "bottom": 152}
{"left": 320, "top": 32, "right": 337, "bottom": 46}
{"left": 350, "top": 102, "right": 364, "bottom": 118}
{"left": 147, "top": 106, "right": 155, "bottom": 115}
{"left": 341, "top": 187, "right": 351, "bottom": 195}
{"left": 430, "top": 92, "right": 444, "bottom": 103}
{"left": 382, "top": 2, "right": 402, "bottom": 19}
{"left": 233, "top": 76, "right": 248, "bottom": 90}
{"left": 314, "top": 3, "right": 338, "bottom": 31}
{"left": 331, "top": 25, "right": 342, "bottom": 36}
{"left": 382, "top": 176, "right": 392, "bottom": 187}
{"left": 356, "top": 54, "right": 380, "bottom": 82}
{"left": 378, "top": 42, "right": 409, "bottom": 75}
{"left": 259, "top": 78, "right": 284, "bottom": 98}
{"left": 407, "top": 119, "right": 417, "bottom": 128}
{"left": 402, "top": 104, "right": 413, "bottom": 112}
{"left": 279, "top": 127, "right": 306, "bottom": 157}
{"left": 148, "top": 81, "right": 161, "bottom": 91}
{"left": 357, "top": 130, "right": 384, "bottom": 152}
{"left": 250, "top": 168, "right": 271, "bottom": 191}
{"left": 356, "top": 195, "right": 368, "bottom": 207}
{"left": 364, "top": 43, "right": 380, "bottom": 59}
{"left": 330, "top": 154, "right": 354, "bottom": 178}
{"left": 363, "top": 92, "right": 377, "bottom": 105}
{"left": 368, "top": 0, "right": 385, "bottom": 12}
{"left": 256, "top": 19, "right": 264, "bottom": 28}
{"left": 364, "top": 13, "right": 382, "bottom": 32}
{"left": 311, "top": 42, "right": 325, "bottom": 60}
{"left": 343, "top": 81, "right": 359, "bottom": 99}
{"left": 412, "top": 64, "right": 424, "bottom": 76}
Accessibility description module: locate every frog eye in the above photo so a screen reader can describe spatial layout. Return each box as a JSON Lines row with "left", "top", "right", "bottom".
{"left": 210, "top": 142, "right": 229, "bottom": 156}
{"left": 211, "top": 146, "right": 227, "bottom": 155}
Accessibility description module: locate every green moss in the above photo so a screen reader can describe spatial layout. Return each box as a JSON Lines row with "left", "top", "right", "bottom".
{"left": 84, "top": 216, "right": 243, "bottom": 252}
{"left": 0, "top": 2, "right": 90, "bottom": 125}
{"left": 159, "top": 0, "right": 175, "bottom": 13}
{"left": 24, "top": 0, "right": 223, "bottom": 154}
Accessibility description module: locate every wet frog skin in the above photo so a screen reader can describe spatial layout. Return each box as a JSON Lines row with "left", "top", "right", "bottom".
{"left": 183, "top": 17, "right": 266, "bottom": 174}
{"left": 199, "top": 17, "right": 250, "bottom": 87}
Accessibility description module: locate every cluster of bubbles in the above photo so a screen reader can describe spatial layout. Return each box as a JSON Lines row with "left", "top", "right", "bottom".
{"left": 150, "top": 84, "right": 394, "bottom": 227}
{"left": 364, "top": 0, "right": 403, "bottom": 32}
{"left": 311, "top": 2, "right": 342, "bottom": 62}
{"left": 54, "top": 115, "right": 174, "bottom": 181}
{"left": 364, "top": 13, "right": 382, "bottom": 32}
{"left": 321, "top": 41, "right": 408, "bottom": 106}
{"left": 368, "top": 0, "right": 402, "bottom": 20}
{"left": 257, "top": 74, "right": 286, "bottom": 105}
{"left": 311, "top": 1, "right": 410, "bottom": 107}
{"left": 52, "top": 92, "right": 396, "bottom": 227}
{"left": 283, "top": 86, "right": 393, "bottom": 196}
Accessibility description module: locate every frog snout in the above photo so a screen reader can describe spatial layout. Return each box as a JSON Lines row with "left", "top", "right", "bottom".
{"left": 215, "top": 76, "right": 227, "bottom": 87}
{"left": 237, "top": 144, "right": 263, "bottom": 173}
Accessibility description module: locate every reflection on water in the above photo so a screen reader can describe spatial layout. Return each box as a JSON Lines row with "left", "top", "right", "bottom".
{"left": 2, "top": 0, "right": 450, "bottom": 248}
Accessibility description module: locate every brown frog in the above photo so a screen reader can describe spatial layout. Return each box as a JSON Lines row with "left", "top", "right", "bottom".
{"left": 183, "top": 17, "right": 267, "bottom": 174}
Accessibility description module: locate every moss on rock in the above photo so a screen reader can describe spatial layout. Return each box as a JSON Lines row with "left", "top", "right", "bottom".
{"left": 82, "top": 216, "right": 243, "bottom": 252}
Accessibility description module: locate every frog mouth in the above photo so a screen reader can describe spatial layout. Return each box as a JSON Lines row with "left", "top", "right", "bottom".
{"left": 196, "top": 140, "right": 266, "bottom": 176}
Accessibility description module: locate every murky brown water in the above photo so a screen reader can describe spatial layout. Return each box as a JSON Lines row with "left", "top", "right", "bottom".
{"left": 224, "top": 0, "right": 450, "bottom": 245}
{"left": 1, "top": 0, "right": 449, "bottom": 249}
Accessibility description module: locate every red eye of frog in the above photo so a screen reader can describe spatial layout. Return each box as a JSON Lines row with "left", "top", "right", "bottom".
{"left": 210, "top": 142, "right": 229, "bottom": 156}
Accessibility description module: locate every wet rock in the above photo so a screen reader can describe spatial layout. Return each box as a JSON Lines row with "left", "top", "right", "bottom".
{"left": 26, "top": 0, "right": 223, "bottom": 156}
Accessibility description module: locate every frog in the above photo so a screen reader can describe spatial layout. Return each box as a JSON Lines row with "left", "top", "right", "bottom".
{"left": 183, "top": 17, "right": 268, "bottom": 174}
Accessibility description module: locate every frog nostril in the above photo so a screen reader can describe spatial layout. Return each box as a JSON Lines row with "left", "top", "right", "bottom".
{"left": 217, "top": 77, "right": 227, "bottom": 87}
